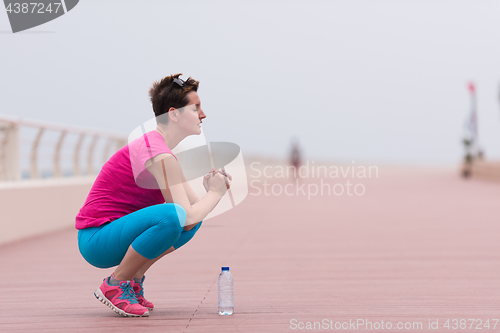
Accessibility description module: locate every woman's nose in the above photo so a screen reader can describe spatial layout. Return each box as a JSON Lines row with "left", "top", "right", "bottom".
{"left": 199, "top": 109, "right": 206, "bottom": 120}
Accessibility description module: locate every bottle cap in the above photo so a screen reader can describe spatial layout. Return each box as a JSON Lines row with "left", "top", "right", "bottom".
{"left": 221, "top": 267, "right": 229, "bottom": 271}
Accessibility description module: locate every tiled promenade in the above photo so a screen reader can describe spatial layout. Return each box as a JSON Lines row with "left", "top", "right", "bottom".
{"left": 1, "top": 166, "right": 500, "bottom": 332}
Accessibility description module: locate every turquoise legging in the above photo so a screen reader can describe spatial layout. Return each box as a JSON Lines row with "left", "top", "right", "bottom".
{"left": 78, "top": 203, "right": 202, "bottom": 268}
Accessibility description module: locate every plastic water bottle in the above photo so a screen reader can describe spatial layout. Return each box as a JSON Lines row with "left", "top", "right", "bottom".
{"left": 218, "top": 267, "right": 234, "bottom": 315}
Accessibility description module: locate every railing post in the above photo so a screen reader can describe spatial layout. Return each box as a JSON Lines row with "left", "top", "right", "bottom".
{"left": 74, "top": 133, "right": 85, "bottom": 176}
{"left": 116, "top": 139, "right": 127, "bottom": 151}
{"left": 87, "top": 136, "right": 98, "bottom": 176}
{"left": 103, "top": 138, "right": 112, "bottom": 165}
{"left": 53, "top": 131, "right": 66, "bottom": 178}
{"left": 0, "top": 122, "right": 20, "bottom": 181}
{"left": 30, "top": 127, "right": 44, "bottom": 179}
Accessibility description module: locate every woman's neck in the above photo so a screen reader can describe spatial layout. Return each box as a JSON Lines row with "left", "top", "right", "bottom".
{"left": 154, "top": 124, "right": 185, "bottom": 150}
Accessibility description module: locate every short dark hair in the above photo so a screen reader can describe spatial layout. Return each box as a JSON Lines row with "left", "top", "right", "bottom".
{"left": 148, "top": 73, "right": 199, "bottom": 124}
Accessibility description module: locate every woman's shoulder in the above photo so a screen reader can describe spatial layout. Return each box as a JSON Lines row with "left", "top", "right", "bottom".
{"left": 128, "top": 131, "right": 174, "bottom": 156}
{"left": 127, "top": 131, "right": 176, "bottom": 176}
{"left": 145, "top": 151, "right": 178, "bottom": 168}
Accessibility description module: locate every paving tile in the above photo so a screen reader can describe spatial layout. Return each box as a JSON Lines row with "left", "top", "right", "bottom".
{"left": 1, "top": 167, "right": 500, "bottom": 332}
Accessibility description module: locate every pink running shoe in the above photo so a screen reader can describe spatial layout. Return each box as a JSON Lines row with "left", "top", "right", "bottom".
{"left": 132, "top": 276, "right": 154, "bottom": 310}
{"left": 94, "top": 277, "right": 149, "bottom": 317}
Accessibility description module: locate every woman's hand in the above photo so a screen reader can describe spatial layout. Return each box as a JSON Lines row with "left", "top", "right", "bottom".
{"left": 203, "top": 169, "right": 232, "bottom": 194}
{"left": 219, "top": 168, "right": 232, "bottom": 190}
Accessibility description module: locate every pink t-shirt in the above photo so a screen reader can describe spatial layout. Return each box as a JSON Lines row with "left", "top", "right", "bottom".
{"left": 75, "top": 130, "right": 176, "bottom": 230}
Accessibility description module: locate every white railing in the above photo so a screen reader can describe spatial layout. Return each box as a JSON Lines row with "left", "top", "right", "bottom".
{"left": 0, "top": 114, "right": 127, "bottom": 181}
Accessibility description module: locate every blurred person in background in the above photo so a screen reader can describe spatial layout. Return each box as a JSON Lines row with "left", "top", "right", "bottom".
{"left": 289, "top": 137, "right": 302, "bottom": 181}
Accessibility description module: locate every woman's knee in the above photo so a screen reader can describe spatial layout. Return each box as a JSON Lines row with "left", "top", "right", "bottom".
{"left": 164, "top": 203, "right": 186, "bottom": 226}
{"left": 132, "top": 205, "right": 188, "bottom": 259}
{"left": 154, "top": 203, "right": 186, "bottom": 234}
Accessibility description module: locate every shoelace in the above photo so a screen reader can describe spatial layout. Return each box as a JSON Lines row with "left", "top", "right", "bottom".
{"left": 118, "top": 282, "right": 139, "bottom": 304}
{"left": 135, "top": 282, "right": 145, "bottom": 298}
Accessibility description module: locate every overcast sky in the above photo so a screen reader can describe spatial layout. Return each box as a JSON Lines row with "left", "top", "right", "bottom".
{"left": 1, "top": 0, "right": 500, "bottom": 166}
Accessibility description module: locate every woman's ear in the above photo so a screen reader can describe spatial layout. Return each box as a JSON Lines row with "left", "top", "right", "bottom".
{"left": 168, "top": 107, "right": 178, "bottom": 122}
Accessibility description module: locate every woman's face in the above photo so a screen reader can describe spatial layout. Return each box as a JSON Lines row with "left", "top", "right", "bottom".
{"left": 177, "top": 91, "right": 206, "bottom": 136}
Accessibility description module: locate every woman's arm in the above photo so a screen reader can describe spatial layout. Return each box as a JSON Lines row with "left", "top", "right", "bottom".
{"left": 181, "top": 171, "right": 201, "bottom": 205}
{"left": 146, "top": 153, "right": 228, "bottom": 226}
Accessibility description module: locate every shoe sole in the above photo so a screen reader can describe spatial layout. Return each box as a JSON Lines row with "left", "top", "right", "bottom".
{"left": 94, "top": 288, "right": 149, "bottom": 317}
